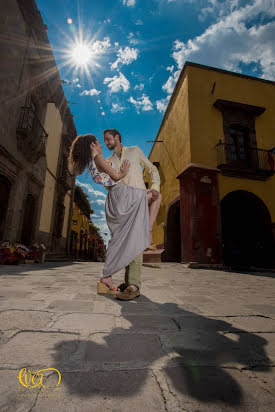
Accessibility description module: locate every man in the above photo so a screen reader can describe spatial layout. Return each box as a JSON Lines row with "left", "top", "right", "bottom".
{"left": 103, "top": 128, "right": 161, "bottom": 300}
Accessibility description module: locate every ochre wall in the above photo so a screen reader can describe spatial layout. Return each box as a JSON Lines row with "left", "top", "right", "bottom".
{"left": 39, "top": 103, "right": 63, "bottom": 235}
{"left": 71, "top": 202, "right": 90, "bottom": 251}
{"left": 44, "top": 103, "right": 63, "bottom": 176}
{"left": 147, "top": 74, "right": 191, "bottom": 246}
{"left": 187, "top": 65, "right": 275, "bottom": 221}
{"left": 39, "top": 172, "right": 55, "bottom": 232}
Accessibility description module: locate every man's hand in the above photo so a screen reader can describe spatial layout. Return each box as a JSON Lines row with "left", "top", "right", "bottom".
{"left": 147, "top": 189, "right": 159, "bottom": 200}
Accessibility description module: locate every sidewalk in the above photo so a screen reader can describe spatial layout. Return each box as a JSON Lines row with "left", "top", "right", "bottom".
{"left": 0, "top": 262, "right": 274, "bottom": 411}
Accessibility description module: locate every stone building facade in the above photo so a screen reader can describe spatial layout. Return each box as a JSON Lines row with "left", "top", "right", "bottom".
{"left": 0, "top": 0, "right": 77, "bottom": 255}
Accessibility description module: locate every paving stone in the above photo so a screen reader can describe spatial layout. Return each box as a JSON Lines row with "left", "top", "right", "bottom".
{"left": 118, "top": 314, "right": 178, "bottom": 333}
{"left": 33, "top": 369, "right": 166, "bottom": 412}
{"left": 85, "top": 332, "right": 164, "bottom": 366}
{"left": 0, "top": 331, "right": 79, "bottom": 366}
{"left": 0, "top": 370, "right": 36, "bottom": 412}
{"left": 161, "top": 366, "right": 275, "bottom": 411}
{"left": 52, "top": 313, "right": 114, "bottom": 332}
{"left": 47, "top": 300, "right": 92, "bottom": 312}
{"left": 0, "top": 291, "right": 32, "bottom": 298}
{"left": 0, "top": 310, "right": 52, "bottom": 330}
{"left": 0, "top": 262, "right": 274, "bottom": 411}
{"left": 227, "top": 316, "right": 275, "bottom": 332}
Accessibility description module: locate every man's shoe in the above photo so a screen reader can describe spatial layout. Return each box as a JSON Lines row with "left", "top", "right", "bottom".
{"left": 116, "top": 286, "right": 140, "bottom": 301}
{"left": 117, "top": 282, "right": 128, "bottom": 292}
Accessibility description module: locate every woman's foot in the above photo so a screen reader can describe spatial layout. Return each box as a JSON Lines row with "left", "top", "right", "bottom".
{"left": 97, "top": 276, "right": 120, "bottom": 295}
{"left": 100, "top": 276, "right": 114, "bottom": 289}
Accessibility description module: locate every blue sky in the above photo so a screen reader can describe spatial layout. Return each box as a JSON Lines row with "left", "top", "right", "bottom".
{"left": 36, "top": 0, "right": 275, "bottom": 243}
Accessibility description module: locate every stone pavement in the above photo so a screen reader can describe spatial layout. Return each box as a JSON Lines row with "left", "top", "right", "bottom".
{"left": 0, "top": 262, "right": 274, "bottom": 412}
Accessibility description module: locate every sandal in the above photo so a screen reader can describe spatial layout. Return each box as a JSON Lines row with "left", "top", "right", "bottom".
{"left": 97, "top": 279, "right": 120, "bottom": 295}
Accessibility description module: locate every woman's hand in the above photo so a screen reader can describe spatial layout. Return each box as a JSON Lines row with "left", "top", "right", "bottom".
{"left": 120, "top": 160, "right": 130, "bottom": 177}
{"left": 90, "top": 140, "right": 102, "bottom": 158}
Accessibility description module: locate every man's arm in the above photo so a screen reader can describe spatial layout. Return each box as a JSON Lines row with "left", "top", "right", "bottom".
{"left": 136, "top": 147, "right": 160, "bottom": 192}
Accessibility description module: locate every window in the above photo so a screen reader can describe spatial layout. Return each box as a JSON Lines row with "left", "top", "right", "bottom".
{"left": 228, "top": 125, "right": 250, "bottom": 166}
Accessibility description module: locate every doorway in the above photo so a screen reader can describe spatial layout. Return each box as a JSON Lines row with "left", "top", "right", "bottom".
{"left": 221, "top": 191, "right": 274, "bottom": 268}
{"left": 0, "top": 175, "right": 11, "bottom": 240}
{"left": 165, "top": 199, "right": 181, "bottom": 262}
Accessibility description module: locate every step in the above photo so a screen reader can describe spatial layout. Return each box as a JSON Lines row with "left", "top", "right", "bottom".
{"left": 143, "top": 248, "right": 165, "bottom": 263}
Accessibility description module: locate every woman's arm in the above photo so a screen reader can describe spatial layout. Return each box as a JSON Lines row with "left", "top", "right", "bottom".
{"left": 94, "top": 154, "right": 129, "bottom": 181}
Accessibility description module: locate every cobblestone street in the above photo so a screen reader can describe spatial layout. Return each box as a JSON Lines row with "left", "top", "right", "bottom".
{"left": 0, "top": 262, "right": 274, "bottom": 411}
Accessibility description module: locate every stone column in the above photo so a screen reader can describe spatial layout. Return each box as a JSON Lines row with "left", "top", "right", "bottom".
{"left": 177, "top": 163, "right": 222, "bottom": 264}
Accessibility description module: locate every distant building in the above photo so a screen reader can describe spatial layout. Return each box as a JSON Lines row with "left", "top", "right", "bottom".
{"left": 70, "top": 203, "right": 105, "bottom": 260}
{"left": 147, "top": 62, "right": 275, "bottom": 267}
{"left": 70, "top": 201, "right": 90, "bottom": 259}
{"left": 0, "top": 0, "right": 77, "bottom": 255}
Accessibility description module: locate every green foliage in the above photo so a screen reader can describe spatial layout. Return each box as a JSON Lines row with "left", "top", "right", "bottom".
{"left": 74, "top": 185, "right": 94, "bottom": 218}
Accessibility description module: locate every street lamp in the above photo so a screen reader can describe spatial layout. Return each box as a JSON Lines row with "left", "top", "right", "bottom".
{"left": 147, "top": 140, "right": 179, "bottom": 175}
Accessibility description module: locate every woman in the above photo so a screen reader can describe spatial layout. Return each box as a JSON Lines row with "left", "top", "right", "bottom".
{"left": 68, "top": 134, "right": 150, "bottom": 294}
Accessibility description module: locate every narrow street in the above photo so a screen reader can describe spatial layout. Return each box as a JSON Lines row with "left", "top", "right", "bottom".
{"left": 0, "top": 262, "right": 274, "bottom": 411}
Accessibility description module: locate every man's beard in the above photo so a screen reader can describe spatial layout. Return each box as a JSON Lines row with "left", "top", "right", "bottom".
{"left": 107, "top": 143, "right": 116, "bottom": 150}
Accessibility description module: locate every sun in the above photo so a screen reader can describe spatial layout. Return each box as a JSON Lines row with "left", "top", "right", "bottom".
{"left": 71, "top": 43, "right": 91, "bottom": 66}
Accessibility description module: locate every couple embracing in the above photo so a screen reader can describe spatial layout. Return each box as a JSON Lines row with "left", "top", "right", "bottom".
{"left": 69, "top": 129, "right": 161, "bottom": 301}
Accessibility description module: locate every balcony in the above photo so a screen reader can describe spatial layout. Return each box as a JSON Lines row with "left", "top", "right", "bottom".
{"left": 16, "top": 106, "right": 48, "bottom": 163}
{"left": 216, "top": 141, "right": 275, "bottom": 180}
{"left": 58, "top": 168, "right": 74, "bottom": 193}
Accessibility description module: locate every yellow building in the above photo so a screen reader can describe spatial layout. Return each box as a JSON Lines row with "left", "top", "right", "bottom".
{"left": 70, "top": 202, "right": 91, "bottom": 257}
{"left": 148, "top": 62, "right": 275, "bottom": 267}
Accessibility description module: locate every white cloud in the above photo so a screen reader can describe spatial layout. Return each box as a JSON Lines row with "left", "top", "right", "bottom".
{"left": 76, "top": 84, "right": 82, "bottom": 88}
{"left": 156, "top": 95, "right": 171, "bottom": 113}
{"left": 111, "top": 103, "right": 126, "bottom": 113}
{"left": 92, "top": 37, "right": 111, "bottom": 54}
{"left": 110, "top": 46, "right": 139, "bottom": 70}
{"left": 128, "top": 32, "right": 139, "bottom": 45}
{"left": 76, "top": 181, "right": 107, "bottom": 199}
{"left": 162, "top": 69, "right": 181, "bottom": 94}
{"left": 72, "top": 78, "right": 79, "bottom": 83}
{"left": 123, "top": 0, "right": 135, "bottom": 6}
{"left": 104, "top": 72, "right": 130, "bottom": 93}
{"left": 80, "top": 88, "right": 101, "bottom": 96}
{"left": 94, "top": 199, "right": 105, "bottom": 206}
{"left": 134, "top": 83, "right": 144, "bottom": 90}
{"left": 166, "top": 65, "right": 174, "bottom": 73}
{"left": 169, "top": 0, "right": 275, "bottom": 81}
{"left": 128, "top": 94, "right": 153, "bottom": 113}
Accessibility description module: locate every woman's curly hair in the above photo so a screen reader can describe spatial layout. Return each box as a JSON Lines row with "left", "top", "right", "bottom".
{"left": 68, "top": 134, "right": 97, "bottom": 175}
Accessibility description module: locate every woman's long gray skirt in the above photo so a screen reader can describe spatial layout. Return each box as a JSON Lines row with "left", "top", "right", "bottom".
{"left": 102, "top": 184, "right": 150, "bottom": 278}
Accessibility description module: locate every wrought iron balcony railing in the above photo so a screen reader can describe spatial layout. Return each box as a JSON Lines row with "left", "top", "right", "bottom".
{"left": 58, "top": 168, "right": 74, "bottom": 192}
{"left": 216, "top": 141, "right": 275, "bottom": 179}
{"left": 16, "top": 106, "right": 48, "bottom": 162}
{"left": 17, "top": 106, "right": 48, "bottom": 142}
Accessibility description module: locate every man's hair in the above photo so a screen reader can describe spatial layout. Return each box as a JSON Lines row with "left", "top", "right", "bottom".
{"left": 103, "top": 129, "right": 121, "bottom": 142}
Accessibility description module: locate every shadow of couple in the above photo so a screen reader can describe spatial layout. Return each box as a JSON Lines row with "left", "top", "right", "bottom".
{"left": 51, "top": 294, "right": 271, "bottom": 406}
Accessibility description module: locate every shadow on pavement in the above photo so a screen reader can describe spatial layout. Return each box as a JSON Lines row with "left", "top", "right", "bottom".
{"left": 222, "top": 268, "right": 275, "bottom": 279}
{"left": 0, "top": 261, "right": 82, "bottom": 275}
{"left": 51, "top": 295, "right": 272, "bottom": 406}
